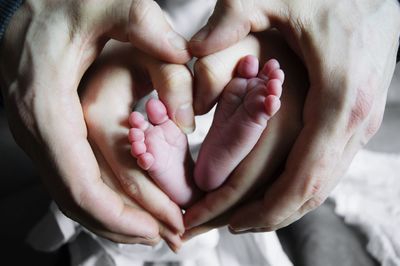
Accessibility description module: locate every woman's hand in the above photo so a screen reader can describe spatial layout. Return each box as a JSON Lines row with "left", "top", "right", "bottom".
{"left": 0, "top": 0, "right": 193, "bottom": 244}
{"left": 187, "top": 0, "right": 400, "bottom": 232}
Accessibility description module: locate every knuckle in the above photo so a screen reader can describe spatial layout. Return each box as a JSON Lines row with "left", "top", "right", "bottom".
{"left": 299, "top": 175, "right": 323, "bottom": 201}
{"left": 194, "top": 58, "right": 224, "bottom": 93}
{"left": 347, "top": 88, "right": 374, "bottom": 132}
{"left": 129, "top": 0, "right": 156, "bottom": 27}
{"left": 74, "top": 188, "right": 92, "bottom": 213}
{"left": 158, "top": 64, "right": 192, "bottom": 93}
{"left": 202, "top": 194, "right": 220, "bottom": 215}
{"left": 155, "top": 200, "right": 175, "bottom": 221}
{"left": 140, "top": 236, "right": 161, "bottom": 247}
{"left": 363, "top": 112, "right": 384, "bottom": 141}
{"left": 220, "top": 180, "right": 243, "bottom": 203}
{"left": 119, "top": 175, "right": 142, "bottom": 199}
{"left": 201, "top": 183, "right": 239, "bottom": 217}
{"left": 260, "top": 202, "right": 285, "bottom": 228}
{"left": 304, "top": 194, "right": 326, "bottom": 211}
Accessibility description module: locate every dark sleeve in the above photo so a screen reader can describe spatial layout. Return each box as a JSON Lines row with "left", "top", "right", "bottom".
{"left": 0, "top": 0, "right": 24, "bottom": 43}
{"left": 397, "top": 47, "right": 399, "bottom": 63}
{"left": 0, "top": 0, "right": 24, "bottom": 106}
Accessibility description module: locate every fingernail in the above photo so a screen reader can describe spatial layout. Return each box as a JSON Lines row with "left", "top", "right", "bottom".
{"left": 176, "top": 103, "right": 195, "bottom": 134}
{"left": 168, "top": 238, "right": 182, "bottom": 253}
{"left": 168, "top": 31, "right": 188, "bottom": 51}
{"left": 192, "top": 26, "right": 210, "bottom": 42}
{"left": 228, "top": 225, "right": 248, "bottom": 233}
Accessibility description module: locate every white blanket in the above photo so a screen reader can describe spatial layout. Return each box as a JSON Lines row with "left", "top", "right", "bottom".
{"left": 330, "top": 150, "right": 400, "bottom": 266}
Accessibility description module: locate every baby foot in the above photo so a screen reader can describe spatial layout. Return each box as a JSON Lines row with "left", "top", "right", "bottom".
{"left": 128, "top": 99, "right": 198, "bottom": 207}
{"left": 194, "top": 55, "right": 284, "bottom": 191}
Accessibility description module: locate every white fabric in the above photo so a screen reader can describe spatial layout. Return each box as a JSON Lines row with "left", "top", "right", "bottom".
{"left": 330, "top": 150, "right": 400, "bottom": 266}
{"left": 28, "top": 205, "right": 292, "bottom": 266}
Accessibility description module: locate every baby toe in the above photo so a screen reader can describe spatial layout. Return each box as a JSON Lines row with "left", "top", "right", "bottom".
{"left": 258, "top": 58, "right": 280, "bottom": 80}
{"left": 266, "top": 79, "right": 283, "bottom": 98}
{"left": 146, "top": 98, "right": 169, "bottom": 126}
{"left": 131, "top": 141, "right": 147, "bottom": 158}
{"left": 268, "top": 69, "right": 285, "bottom": 83}
{"left": 137, "top": 153, "right": 154, "bottom": 170}
{"left": 129, "top": 112, "right": 149, "bottom": 131}
{"left": 128, "top": 128, "right": 145, "bottom": 143}
{"left": 237, "top": 55, "right": 259, "bottom": 78}
{"left": 264, "top": 95, "right": 281, "bottom": 117}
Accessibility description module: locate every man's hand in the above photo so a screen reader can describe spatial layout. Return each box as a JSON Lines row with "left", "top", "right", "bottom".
{"left": 186, "top": 0, "right": 400, "bottom": 232}
{"left": 0, "top": 0, "right": 193, "bottom": 244}
{"left": 184, "top": 32, "right": 307, "bottom": 238}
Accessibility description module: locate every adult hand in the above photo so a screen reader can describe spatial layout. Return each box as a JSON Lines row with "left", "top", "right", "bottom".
{"left": 184, "top": 31, "right": 307, "bottom": 238}
{"left": 0, "top": 0, "right": 192, "bottom": 244}
{"left": 186, "top": 0, "right": 400, "bottom": 232}
{"left": 80, "top": 41, "right": 195, "bottom": 250}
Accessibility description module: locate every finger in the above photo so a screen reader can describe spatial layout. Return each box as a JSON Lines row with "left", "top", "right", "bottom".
{"left": 182, "top": 212, "right": 230, "bottom": 242}
{"left": 85, "top": 0, "right": 190, "bottom": 64}
{"left": 257, "top": 74, "right": 391, "bottom": 231}
{"left": 145, "top": 57, "right": 195, "bottom": 133}
{"left": 229, "top": 122, "right": 367, "bottom": 233}
{"left": 81, "top": 54, "right": 185, "bottom": 234}
{"left": 91, "top": 143, "right": 181, "bottom": 249}
{"left": 193, "top": 34, "right": 262, "bottom": 114}
{"left": 227, "top": 116, "right": 349, "bottom": 230}
{"left": 63, "top": 183, "right": 160, "bottom": 243}
{"left": 189, "top": 0, "right": 284, "bottom": 57}
{"left": 159, "top": 224, "right": 183, "bottom": 252}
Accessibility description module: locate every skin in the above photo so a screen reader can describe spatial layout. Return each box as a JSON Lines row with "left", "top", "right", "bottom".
{"left": 184, "top": 31, "right": 308, "bottom": 239}
{"left": 0, "top": 0, "right": 195, "bottom": 245}
{"left": 184, "top": 0, "right": 400, "bottom": 234}
{"left": 128, "top": 56, "right": 283, "bottom": 207}
{"left": 79, "top": 41, "right": 198, "bottom": 250}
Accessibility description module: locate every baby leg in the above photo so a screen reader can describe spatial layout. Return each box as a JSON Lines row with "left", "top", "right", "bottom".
{"left": 194, "top": 55, "right": 284, "bottom": 191}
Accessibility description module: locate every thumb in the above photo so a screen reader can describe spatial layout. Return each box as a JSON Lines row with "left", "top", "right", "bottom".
{"left": 90, "top": 0, "right": 191, "bottom": 64}
{"left": 189, "top": 0, "right": 283, "bottom": 57}
{"left": 147, "top": 61, "right": 195, "bottom": 134}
